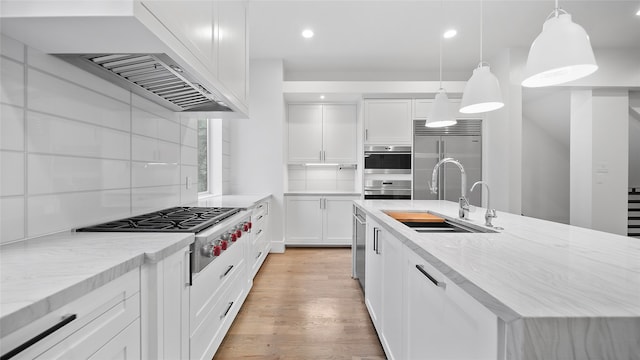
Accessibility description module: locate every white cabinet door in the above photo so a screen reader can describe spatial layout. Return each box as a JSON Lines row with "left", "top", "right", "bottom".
{"left": 285, "top": 196, "right": 323, "bottom": 244}
{"left": 364, "top": 219, "right": 384, "bottom": 331}
{"left": 323, "top": 104, "right": 357, "bottom": 163}
{"left": 89, "top": 319, "right": 141, "bottom": 360}
{"left": 161, "top": 247, "right": 190, "bottom": 360}
{"left": 142, "top": 1, "right": 217, "bottom": 76}
{"left": 218, "top": 1, "right": 248, "bottom": 105}
{"left": 381, "top": 232, "right": 404, "bottom": 360}
{"left": 141, "top": 246, "right": 190, "bottom": 360}
{"left": 323, "top": 196, "right": 356, "bottom": 245}
{"left": 404, "top": 248, "right": 498, "bottom": 360}
{"left": 288, "top": 105, "right": 323, "bottom": 163}
{"left": 364, "top": 99, "right": 412, "bottom": 145}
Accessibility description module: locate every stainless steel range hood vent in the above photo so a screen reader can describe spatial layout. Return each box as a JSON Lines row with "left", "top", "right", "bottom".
{"left": 56, "top": 54, "right": 232, "bottom": 112}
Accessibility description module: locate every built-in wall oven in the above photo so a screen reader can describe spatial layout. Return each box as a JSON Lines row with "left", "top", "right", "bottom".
{"left": 364, "top": 145, "right": 412, "bottom": 200}
{"left": 364, "top": 145, "right": 411, "bottom": 174}
{"left": 363, "top": 180, "right": 411, "bottom": 200}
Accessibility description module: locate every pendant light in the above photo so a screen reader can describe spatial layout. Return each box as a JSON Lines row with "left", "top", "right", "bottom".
{"left": 522, "top": 0, "right": 597, "bottom": 87}
{"left": 459, "top": 0, "right": 504, "bottom": 114}
{"left": 426, "top": 0, "right": 456, "bottom": 128}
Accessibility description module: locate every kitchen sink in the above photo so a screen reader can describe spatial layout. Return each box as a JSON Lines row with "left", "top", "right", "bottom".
{"left": 384, "top": 210, "right": 497, "bottom": 234}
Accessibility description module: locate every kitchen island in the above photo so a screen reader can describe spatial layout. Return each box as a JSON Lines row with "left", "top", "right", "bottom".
{"left": 355, "top": 199, "right": 640, "bottom": 360}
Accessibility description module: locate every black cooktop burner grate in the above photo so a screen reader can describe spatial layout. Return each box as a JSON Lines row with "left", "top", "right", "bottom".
{"left": 76, "top": 207, "right": 241, "bottom": 233}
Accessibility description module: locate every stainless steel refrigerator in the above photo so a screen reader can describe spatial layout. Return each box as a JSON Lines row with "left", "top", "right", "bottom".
{"left": 413, "top": 119, "right": 482, "bottom": 206}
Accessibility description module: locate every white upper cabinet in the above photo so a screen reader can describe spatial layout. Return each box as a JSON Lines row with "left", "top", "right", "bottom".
{"left": 142, "top": 1, "right": 218, "bottom": 77}
{"left": 287, "top": 104, "right": 357, "bottom": 164}
{"left": 288, "top": 104, "right": 324, "bottom": 163}
{"left": 323, "top": 104, "right": 358, "bottom": 163}
{"left": 413, "top": 99, "right": 481, "bottom": 120}
{"left": 143, "top": 0, "right": 248, "bottom": 108}
{"left": 364, "top": 99, "right": 412, "bottom": 145}
{"left": 218, "top": 1, "right": 248, "bottom": 105}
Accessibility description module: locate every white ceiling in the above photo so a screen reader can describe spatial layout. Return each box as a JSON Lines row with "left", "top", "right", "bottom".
{"left": 248, "top": 0, "right": 640, "bottom": 81}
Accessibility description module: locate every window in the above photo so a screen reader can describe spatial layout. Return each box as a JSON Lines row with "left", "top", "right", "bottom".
{"left": 197, "top": 119, "right": 208, "bottom": 193}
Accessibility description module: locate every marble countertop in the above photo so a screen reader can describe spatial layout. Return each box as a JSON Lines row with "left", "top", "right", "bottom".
{"left": 355, "top": 200, "right": 640, "bottom": 321}
{"left": 285, "top": 191, "right": 361, "bottom": 196}
{"left": 194, "top": 194, "right": 272, "bottom": 209}
{"left": 0, "top": 231, "right": 194, "bottom": 337}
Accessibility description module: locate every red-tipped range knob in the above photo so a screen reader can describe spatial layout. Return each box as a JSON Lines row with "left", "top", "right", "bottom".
{"left": 212, "top": 245, "right": 222, "bottom": 257}
{"left": 243, "top": 223, "right": 250, "bottom": 232}
{"left": 231, "top": 233, "right": 238, "bottom": 242}
{"left": 236, "top": 229, "right": 242, "bottom": 238}
{"left": 220, "top": 240, "right": 228, "bottom": 250}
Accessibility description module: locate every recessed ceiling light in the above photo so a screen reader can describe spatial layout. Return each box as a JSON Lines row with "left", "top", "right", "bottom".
{"left": 320, "top": 95, "right": 325, "bottom": 99}
{"left": 443, "top": 29, "right": 457, "bottom": 39}
{"left": 636, "top": 9, "right": 640, "bottom": 16}
{"left": 302, "top": 29, "right": 314, "bottom": 38}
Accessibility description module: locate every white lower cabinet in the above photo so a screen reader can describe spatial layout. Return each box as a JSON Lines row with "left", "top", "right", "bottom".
{"left": 1, "top": 269, "right": 141, "bottom": 360}
{"left": 246, "top": 200, "right": 270, "bottom": 285}
{"left": 381, "top": 227, "right": 404, "bottom": 360}
{"left": 141, "top": 245, "right": 190, "bottom": 360}
{"left": 286, "top": 195, "right": 358, "bottom": 246}
{"left": 365, "top": 218, "right": 384, "bottom": 329}
{"left": 404, "top": 248, "right": 498, "bottom": 360}
{"left": 365, "top": 218, "right": 403, "bottom": 360}
{"left": 364, "top": 218, "right": 499, "bottom": 360}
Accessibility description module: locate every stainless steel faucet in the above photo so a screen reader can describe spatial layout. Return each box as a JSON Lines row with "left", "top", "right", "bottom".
{"left": 470, "top": 181, "right": 497, "bottom": 227}
{"left": 429, "top": 158, "right": 470, "bottom": 219}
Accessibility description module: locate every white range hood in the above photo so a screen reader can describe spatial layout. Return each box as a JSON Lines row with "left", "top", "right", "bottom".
{"left": 0, "top": 0, "right": 247, "bottom": 116}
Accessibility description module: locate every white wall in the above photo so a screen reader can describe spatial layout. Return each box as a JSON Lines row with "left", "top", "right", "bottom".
{"left": 570, "top": 89, "right": 629, "bottom": 235}
{"left": 522, "top": 115, "right": 570, "bottom": 224}
{"left": 630, "top": 92, "right": 640, "bottom": 188}
{"left": 229, "top": 59, "right": 285, "bottom": 252}
{"left": 0, "top": 35, "right": 197, "bottom": 244}
{"left": 484, "top": 48, "right": 526, "bottom": 215}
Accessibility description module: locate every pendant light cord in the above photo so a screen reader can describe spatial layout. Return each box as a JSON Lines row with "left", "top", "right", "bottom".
{"left": 480, "top": 0, "right": 483, "bottom": 63}
{"left": 439, "top": 0, "right": 443, "bottom": 90}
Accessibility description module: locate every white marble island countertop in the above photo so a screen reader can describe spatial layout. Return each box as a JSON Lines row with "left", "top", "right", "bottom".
{"left": 355, "top": 200, "right": 640, "bottom": 359}
{"left": 0, "top": 231, "right": 194, "bottom": 337}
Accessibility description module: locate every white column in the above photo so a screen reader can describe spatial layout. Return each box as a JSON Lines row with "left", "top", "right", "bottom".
{"left": 570, "top": 89, "right": 629, "bottom": 235}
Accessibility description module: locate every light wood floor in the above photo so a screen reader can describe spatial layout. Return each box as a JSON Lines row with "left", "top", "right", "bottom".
{"left": 213, "top": 247, "right": 386, "bottom": 360}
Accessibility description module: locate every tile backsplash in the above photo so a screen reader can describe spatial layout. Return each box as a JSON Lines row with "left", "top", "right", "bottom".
{"left": 288, "top": 166, "right": 356, "bottom": 192}
{"left": 0, "top": 35, "right": 199, "bottom": 244}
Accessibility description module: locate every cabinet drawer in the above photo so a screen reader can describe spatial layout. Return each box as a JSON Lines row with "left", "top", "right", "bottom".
{"left": 249, "top": 236, "right": 270, "bottom": 279}
{"left": 190, "top": 261, "right": 247, "bottom": 360}
{"left": 3, "top": 269, "right": 141, "bottom": 360}
{"left": 190, "top": 242, "right": 244, "bottom": 332}
{"left": 34, "top": 293, "right": 140, "bottom": 360}
{"left": 253, "top": 201, "right": 268, "bottom": 218}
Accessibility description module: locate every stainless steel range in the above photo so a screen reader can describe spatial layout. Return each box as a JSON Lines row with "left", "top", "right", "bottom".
{"left": 77, "top": 206, "right": 252, "bottom": 274}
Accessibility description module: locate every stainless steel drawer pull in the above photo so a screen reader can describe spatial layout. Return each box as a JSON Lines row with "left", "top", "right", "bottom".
{"left": 1, "top": 314, "right": 77, "bottom": 360}
{"left": 257, "top": 215, "right": 263, "bottom": 221}
{"left": 220, "top": 265, "right": 234, "bottom": 279}
{"left": 256, "top": 229, "right": 263, "bottom": 236}
{"left": 416, "top": 265, "right": 446, "bottom": 289}
{"left": 256, "top": 251, "right": 263, "bottom": 259}
{"left": 220, "top": 302, "right": 234, "bottom": 320}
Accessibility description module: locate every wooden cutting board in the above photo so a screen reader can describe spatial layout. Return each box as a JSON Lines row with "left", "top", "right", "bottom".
{"left": 384, "top": 211, "right": 445, "bottom": 223}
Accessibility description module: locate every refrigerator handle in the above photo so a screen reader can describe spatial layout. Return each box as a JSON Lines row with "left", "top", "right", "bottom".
{"left": 441, "top": 139, "right": 446, "bottom": 200}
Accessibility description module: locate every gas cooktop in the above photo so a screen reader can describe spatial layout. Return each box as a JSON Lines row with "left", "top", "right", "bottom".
{"left": 76, "top": 207, "right": 241, "bottom": 233}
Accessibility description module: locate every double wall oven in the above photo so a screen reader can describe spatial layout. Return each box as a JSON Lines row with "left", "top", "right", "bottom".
{"left": 364, "top": 145, "right": 411, "bottom": 200}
